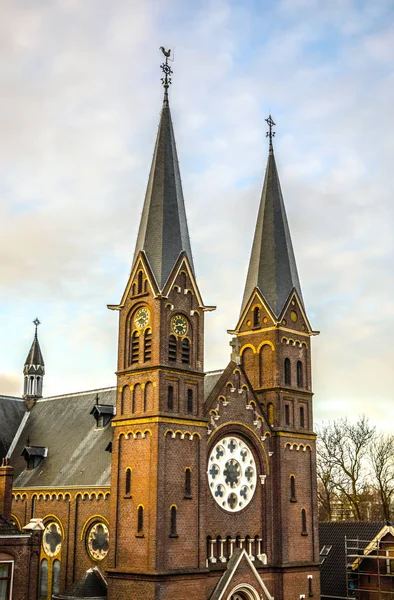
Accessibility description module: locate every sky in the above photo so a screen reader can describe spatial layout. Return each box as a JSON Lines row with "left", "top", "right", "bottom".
{"left": 1, "top": 0, "right": 394, "bottom": 431}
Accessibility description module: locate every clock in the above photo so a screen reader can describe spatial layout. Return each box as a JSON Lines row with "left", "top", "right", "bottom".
{"left": 208, "top": 436, "right": 257, "bottom": 512}
{"left": 172, "top": 314, "right": 188, "bottom": 336}
{"left": 86, "top": 522, "right": 109, "bottom": 561}
{"left": 134, "top": 307, "right": 150, "bottom": 329}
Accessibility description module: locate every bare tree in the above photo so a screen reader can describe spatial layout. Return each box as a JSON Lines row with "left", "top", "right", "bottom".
{"left": 317, "top": 416, "right": 376, "bottom": 520}
{"left": 369, "top": 434, "right": 394, "bottom": 522}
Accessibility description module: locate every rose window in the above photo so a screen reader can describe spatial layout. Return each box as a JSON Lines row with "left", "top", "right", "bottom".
{"left": 86, "top": 522, "right": 109, "bottom": 561}
{"left": 43, "top": 521, "right": 62, "bottom": 557}
{"left": 208, "top": 436, "right": 257, "bottom": 512}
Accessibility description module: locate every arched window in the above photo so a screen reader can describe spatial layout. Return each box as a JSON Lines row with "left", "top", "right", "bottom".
{"left": 170, "top": 506, "right": 178, "bottom": 537}
{"left": 180, "top": 272, "right": 187, "bottom": 289}
{"left": 137, "top": 506, "right": 144, "bottom": 535}
{"left": 181, "top": 338, "right": 190, "bottom": 364}
{"left": 297, "top": 360, "right": 303, "bottom": 388}
{"left": 132, "top": 283, "right": 136, "bottom": 295}
{"left": 253, "top": 306, "right": 261, "bottom": 327}
{"left": 168, "top": 335, "right": 177, "bottom": 362}
{"left": 40, "top": 559, "right": 48, "bottom": 598}
{"left": 137, "top": 271, "right": 143, "bottom": 294}
{"left": 290, "top": 475, "right": 296, "bottom": 502}
{"left": 284, "top": 404, "right": 290, "bottom": 426}
{"left": 284, "top": 358, "right": 291, "bottom": 385}
{"left": 186, "top": 389, "right": 193, "bottom": 414}
{"left": 125, "top": 468, "right": 131, "bottom": 497}
{"left": 300, "top": 405, "right": 305, "bottom": 428}
{"left": 52, "top": 560, "right": 61, "bottom": 595}
{"left": 131, "top": 332, "right": 139, "bottom": 364}
{"left": 267, "top": 402, "right": 274, "bottom": 425}
{"left": 185, "top": 468, "right": 192, "bottom": 498}
{"left": 144, "top": 329, "right": 152, "bottom": 362}
{"left": 301, "top": 508, "right": 308, "bottom": 535}
{"left": 144, "top": 279, "right": 148, "bottom": 293}
{"left": 167, "top": 385, "right": 174, "bottom": 411}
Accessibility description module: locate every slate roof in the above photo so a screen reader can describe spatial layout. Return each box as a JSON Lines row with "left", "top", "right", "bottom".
{"left": 0, "top": 395, "right": 25, "bottom": 459}
{"left": 319, "top": 521, "right": 385, "bottom": 599}
{"left": 132, "top": 94, "right": 195, "bottom": 290}
{"left": 0, "top": 515, "right": 24, "bottom": 536}
{"left": 241, "top": 143, "right": 303, "bottom": 317}
{"left": 10, "top": 388, "right": 116, "bottom": 488}
{"left": 24, "top": 330, "right": 45, "bottom": 367}
{"left": 53, "top": 566, "right": 107, "bottom": 599}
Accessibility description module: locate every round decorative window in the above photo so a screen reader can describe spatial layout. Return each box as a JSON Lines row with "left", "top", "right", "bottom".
{"left": 43, "top": 521, "right": 62, "bottom": 557}
{"left": 208, "top": 436, "right": 257, "bottom": 512}
{"left": 86, "top": 522, "right": 109, "bottom": 561}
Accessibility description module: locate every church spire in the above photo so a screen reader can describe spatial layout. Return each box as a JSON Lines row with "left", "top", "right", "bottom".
{"left": 240, "top": 116, "right": 304, "bottom": 318}
{"left": 23, "top": 318, "right": 45, "bottom": 405}
{"left": 132, "top": 47, "right": 194, "bottom": 290}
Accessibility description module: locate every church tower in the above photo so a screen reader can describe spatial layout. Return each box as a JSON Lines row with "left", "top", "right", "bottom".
{"left": 106, "top": 50, "right": 213, "bottom": 600}
{"left": 227, "top": 115, "right": 320, "bottom": 598}
{"left": 23, "top": 318, "right": 45, "bottom": 409}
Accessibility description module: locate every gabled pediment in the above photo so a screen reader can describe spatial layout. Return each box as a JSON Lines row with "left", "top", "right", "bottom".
{"left": 209, "top": 548, "right": 274, "bottom": 600}
{"left": 278, "top": 289, "right": 317, "bottom": 336}
{"left": 231, "top": 288, "right": 276, "bottom": 334}
{"left": 107, "top": 251, "right": 159, "bottom": 310}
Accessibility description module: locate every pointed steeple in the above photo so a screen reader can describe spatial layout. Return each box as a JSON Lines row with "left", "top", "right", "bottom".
{"left": 241, "top": 116, "right": 303, "bottom": 317}
{"left": 23, "top": 319, "right": 45, "bottom": 403}
{"left": 132, "top": 49, "right": 194, "bottom": 290}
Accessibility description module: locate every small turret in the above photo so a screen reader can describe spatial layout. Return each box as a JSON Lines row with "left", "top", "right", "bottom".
{"left": 23, "top": 318, "right": 45, "bottom": 408}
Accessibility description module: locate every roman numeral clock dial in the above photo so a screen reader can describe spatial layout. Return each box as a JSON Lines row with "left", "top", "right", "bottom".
{"left": 172, "top": 315, "right": 188, "bottom": 336}
{"left": 134, "top": 307, "right": 150, "bottom": 329}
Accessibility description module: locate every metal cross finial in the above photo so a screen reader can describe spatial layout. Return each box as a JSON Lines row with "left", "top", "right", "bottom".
{"left": 265, "top": 114, "right": 276, "bottom": 152}
{"left": 33, "top": 318, "right": 41, "bottom": 330}
{"left": 230, "top": 337, "right": 241, "bottom": 365}
{"left": 160, "top": 46, "right": 173, "bottom": 101}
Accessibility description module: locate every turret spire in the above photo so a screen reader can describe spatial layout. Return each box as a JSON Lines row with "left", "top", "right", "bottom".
{"left": 240, "top": 117, "right": 304, "bottom": 317}
{"left": 132, "top": 48, "right": 195, "bottom": 290}
{"left": 23, "top": 318, "right": 45, "bottom": 405}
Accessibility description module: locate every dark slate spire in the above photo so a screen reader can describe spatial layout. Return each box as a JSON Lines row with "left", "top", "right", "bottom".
{"left": 132, "top": 49, "right": 194, "bottom": 290}
{"left": 241, "top": 117, "right": 303, "bottom": 317}
{"left": 23, "top": 319, "right": 45, "bottom": 403}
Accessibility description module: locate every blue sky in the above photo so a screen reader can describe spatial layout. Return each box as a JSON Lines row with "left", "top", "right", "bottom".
{"left": 1, "top": 0, "right": 394, "bottom": 430}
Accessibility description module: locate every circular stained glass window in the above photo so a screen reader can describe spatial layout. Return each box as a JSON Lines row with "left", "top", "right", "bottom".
{"left": 43, "top": 521, "right": 62, "bottom": 557}
{"left": 87, "top": 522, "right": 109, "bottom": 561}
{"left": 208, "top": 436, "right": 257, "bottom": 512}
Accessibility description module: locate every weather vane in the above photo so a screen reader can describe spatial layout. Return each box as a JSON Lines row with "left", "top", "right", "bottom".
{"left": 265, "top": 114, "right": 276, "bottom": 150}
{"left": 160, "top": 46, "right": 173, "bottom": 99}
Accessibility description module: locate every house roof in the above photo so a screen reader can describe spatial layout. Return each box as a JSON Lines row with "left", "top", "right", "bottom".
{"left": 52, "top": 566, "right": 107, "bottom": 599}
{"left": 319, "top": 521, "right": 385, "bottom": 599}
{"left": 0, "top": 515, "right": 24, "bottom": 536}
{"left": 132, "top": 93, "right": 194, "bottom": 290}
{"left": 10, "top": 388, "right": 116, "bottom": 488}
{"left": 0, "top": 395, "right": 25, "bottom": 460}
{"left": 241, "top": 142, "right": 303, "bottom": 318}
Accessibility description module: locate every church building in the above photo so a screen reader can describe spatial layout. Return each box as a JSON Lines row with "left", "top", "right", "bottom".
{"left": 0, "top": 52, "right": 320, "bottom": 600}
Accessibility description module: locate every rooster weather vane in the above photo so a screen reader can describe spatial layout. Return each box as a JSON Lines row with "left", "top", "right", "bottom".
{"left": 160, "top": 46, "right": 173, "bottom": 99}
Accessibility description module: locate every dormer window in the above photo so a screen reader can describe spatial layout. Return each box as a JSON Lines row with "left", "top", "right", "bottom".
{"left": 90, "top": 403, "right": 116, "bottom": 429}
{"left": 21, "top": 446, "right": 48, "bottom": 470}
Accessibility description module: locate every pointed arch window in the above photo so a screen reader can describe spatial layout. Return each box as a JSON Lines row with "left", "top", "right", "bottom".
{"left": 301, "top": 508, "right": 308, "bottom": 535}
{"left": 284, "top": 358, "right": 291, "bottom": 385}
{"left": 137, "top": 506, "right": 144, "bottom": 535}
{"left": 40, "top": 559, "right": 48, "bottom": 598}
{"left": 131, "top": 332, "right": 139, "bottom": 364}
{"left": 297, "top": 360, "right": 303, "bottom": 388}
{"left": 253, "top": 306, "right": 261, "bottom": 327}
{"left": 185, "top": 468, "right": 192, "bottom": 498}
{"left": 181, "top": 338, "right": 190, "bottom": 364}
{"left": 52, "top": 560, "right": 61, "bottom": 595}
{"left": 290, "top": 475, "right": 296, "bottom": 502}
{"left": 125, "top": 468, "right": 132, "bottom": 497}
{"left": 170, "top": 506, "right": 178, "bottom": 537}
{"left": 168, "top": 335, "right": 177, "bottom": 362}
{"left": 144, "top": 329, "right": 152, "bottom": 362}
{"left": 167, "top": 385, "right": 174, "bottom": 411}
{"left": 137, "top": 271, "right": 143, "bottom": 294}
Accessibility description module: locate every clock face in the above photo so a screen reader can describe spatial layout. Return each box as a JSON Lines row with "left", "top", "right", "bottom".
{"left": 134, "top": 307, "right": 149, "bottom": 329}
{"left": 87, "top": 522, "right": 109, "bottom": 561}
{"left": 172, "top": 314, "right": 188, "bottom": 336}
{"left": 208, "top": 436, "right": 257, "bottom": 512}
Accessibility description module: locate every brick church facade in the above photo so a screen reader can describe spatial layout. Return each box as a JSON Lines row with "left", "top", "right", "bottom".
{"left": 0, "top": 55, "right": 320, "bottom": 599}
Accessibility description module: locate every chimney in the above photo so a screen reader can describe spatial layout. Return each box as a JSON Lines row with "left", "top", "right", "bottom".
{"left": 0, "top": 458, "right": 14, "bottom": 520}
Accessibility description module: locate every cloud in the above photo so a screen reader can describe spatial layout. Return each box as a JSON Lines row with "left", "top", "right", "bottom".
{"left": 0, "top": 0, "right": 394, "bottom": 431}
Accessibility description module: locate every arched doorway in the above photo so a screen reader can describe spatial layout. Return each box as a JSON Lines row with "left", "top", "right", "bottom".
{"left": 228, "top": 584, "right": 260, "bottom": 600}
